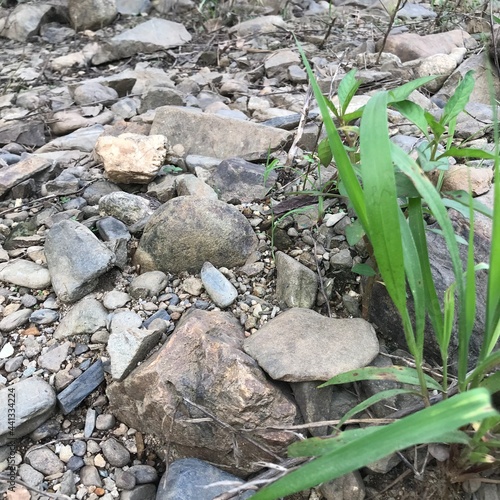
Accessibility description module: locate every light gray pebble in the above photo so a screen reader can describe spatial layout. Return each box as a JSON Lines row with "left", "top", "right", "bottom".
{"left": 0, "top": 308, "right": 32, "bottom": 332}
{"left": 30, "top": 309, "right": 59, "bottom": 325}
{"left": 86, "top": 440, "right": 101, "bottom": 454}
{"left": 84, "top": 408, "right": 96, "bottom": 438}
{"left": 72, "top": 440, "right": 87, "bottom": 457}
{"left": 129, "top": 464, "right": 158, "bottom": 484}
{"left": 66, "top": 455, "right": 85, "bottom": 472}
{"left": 101, "top": 437, "right": 131, "bottom": 467}
{"left": 91, "top": 329, "right": 110, "bottom": 343}
{"left": 120, "top": 484, "right": 156, "bottom": 500}
{"left": 103, "top": 290, "right": 131, "bottom": 309}
{"left": 109, "top": 310, "right": 143, "bottom": 334}
{"left": 42, "top": 295, "right": 59, "bottom": 309}
{"left": 25, "top": 446, "right": 64, "bottom": 475}
{"left": 59, "top": 470, "right": 77, "bottom": 496}
{"left": 200, "top": 262, "right": 238, "bottom": 308}
{"left": 129, "top": 271, "right": 168, "bottom": 299}
{"left": 38, "top": 341, "right": 70, "bottom": 372}
{"left": 116, "top": 469, "right": 137, "bottom": 490}
{"left": 4, "top": 355, "right": 23, "bottom": 372}
{"left": 24, "top": 336, "right": 41, "bottom": 358}
{"left": 19, "top": 463, "right": 44, "bottom": 487}
{"left": 21, "top": 294, "right": 38, "bottom": 307}
{"left": 80, "top": 465, "right": 103, "bottom": 487}
{"left": 96, "top": 413, "right": 115, "bottom": 430}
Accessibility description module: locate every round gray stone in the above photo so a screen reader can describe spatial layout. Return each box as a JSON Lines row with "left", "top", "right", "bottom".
{"left": 101, "top": 437, "right": 130, "bottom": 467}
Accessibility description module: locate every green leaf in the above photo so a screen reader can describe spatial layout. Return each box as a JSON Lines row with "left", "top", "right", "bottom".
{"left": 387, "top": 76, "right": 438, "bottom": 103}
{"left": 318, "top": 138, "right": 332, "bottom": 167}
{"left": 319, "top": 366, "right": 443, "bottom": 391}
{"left": 395, "top": 171, "right": 421, "bottom": 198}
{"left": 427, "top": 227, "right": 469, "bottom": 246}
{"left": 338, "top": 389, "right": 421, "bottom": 426}
{"left": 442, "top": 195, "right": 493, "bottom": 219}
{"left": 436, "top": 147, "right": 497, "bottom": 160}
{"left": 425, "top": 111, "right": 446, "bottom": 139}
{"left": 441, "top": 71, "right": 475, "bottom": 125}
{"left": 338, "top": 69, "right": 361, "bottom": 115}
{"left": 351, "top": 263, "right": 376, "bottom": 277}
{"left": 480, "top": 371, "right": 500, "bottom": 395}
{"left": 468, "top": 351, "right": 500, "bottom": 386}
{"left": 251, "top": 389, "right": 498, "bottom": 500}
{"left": 345, "top": 218, "right": 365, "bottom": 246}
{"left": 391, "top": 100, "right": 429, "bottom": 137}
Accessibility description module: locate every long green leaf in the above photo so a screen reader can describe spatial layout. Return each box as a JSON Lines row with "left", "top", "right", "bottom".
{"left": 436, "top": 147, "right": 497, "bottom": 160}
{"left": 360, "top": 92, "right": 406, "bottom": 317}
{"left": 296, "top": 39, "right": 368, "bottom": 232}
{"left": 251, "top": 389, "right": 498, "bottom": 500}
{"left": 467, "top": 350, "right": 500, "bottom": 387}
{"left": 441, "top": 70, "right": 475, "bottom": 125}
{"left": 443, "top": 195, "right": 493, "bottom": 219}
{"left": 319, "top": 366, "right": 442, "bottom": 391}
{"left": 391, "top": 100, "right": 430, "bottom": 138}
{"left": 388, "top": 76, "right": 438, "bottom": 103}
{"left": 338, "top": 69, "right": 361, "bottom": 115}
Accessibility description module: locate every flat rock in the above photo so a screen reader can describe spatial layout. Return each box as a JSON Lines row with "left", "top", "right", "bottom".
{"left": 175, "top": 174, "right": 218, "bottom": 199}
{"left": 50, "top": 110, "right": 114, "bottom": 136}
{"left": 0, "top": 308, "right": 32, "bottom": 333}
{"left": 150, "top": 106, "right": 292, "bottom": 161}
{"left": 0, "top": 378, "right": 56, "bottom": 445}
{"left": 116, "top": 0, "right": 151, "bottom": 14}
{"left": 72, "top": 82, "right": 119, "bottom": 106}
{"left": 156, "top": 458, "right": 253, "bottom": 500}
{"left": 0, "top": 4, "right": 55, "bottom": 42}
{"left": 94, "top": 133, "right": 167, "bottom": 184}
{"left": 25, "top": 447, "right": 64, "bottom": 475}
{"left": 0, "top": 260, "right": 51, "bottom": 289}
{"left": 37, "top": 124, "right": 105, "bottom": 153}
{"left": 243, "top": 308, "right": 379, "bottom": 382}
{"left": 106, "top": 309, "right": 298, "bottom": 474}
{"left": 55, "top": 297, "right": 108, "bottom": 339}
{"left": 0, "top": 155, "right": 50, "bottom": 197}
{"left": 275, "top": 251, "right": 318, "bottom": 309}
{"left": 38, "top": 342, "right": 71, "bottom": 372}
{"left": 207, "top": 157, "right": 277, "bottom": 203}
{"left": 108, "top": 327, "right": 162, "bottom": 380}
{"left": 134, "top": 196, "right": 258, "bottom": 274}
{"left": 92, "top": 18, "right": 191, "bottom": 65}
{"left": 228, "top": 15, "right": 287, "bottom": 36}
{"left": 45, "top": 220, "right": 115, "bottom": 303}
{"left": 200, "top": 262, "right": 238, "bottom": 308}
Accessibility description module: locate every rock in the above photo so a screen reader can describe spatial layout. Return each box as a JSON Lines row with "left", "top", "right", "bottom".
{"left": 156, "top": 458, "right": 253, "bottom": 499}
{"left": 379, "top": 29, "right": 475, "bottom": 63}
{"left": 101, "top": 437, "right": 130, "bottom": 467}
{"left": 150, "top": 106, "right": 292, "bottom": 161}
{"left": 330, "top": 248, "right": 353, "bottom": 269}
{"left": 229, "top": 15, "right": 287, "bottom": 36}
{"left": 0, "top": 155, "right": 50, "bottom": 197}
{"left": 68, "top": 0, "right": 117, "bottom": 31}
{"left": 134, "top": 197, "right": 258, "bottom": 274}
{"left": 0, "top": 308, "right": 32, "bottom": 333}
{"left": 265, "top": 49, "right": 301, "bottom": 78}
{"left": 200, "top": 262, "right": 238, "bottom": 308}
{"left": 441, "top": 164, "right": 493, "bottom": 196}
{"left": 129, "top": 270, "right": 168, "bottom": 299}
{"left": 243, "top": 308, "right": 379, "bottom": 382}
{"left": 116, "top": 0, "right": 151, "bottom": 14}
{"left": 415, "top": 53, "right": 460, "bottom": 93}
{"left": 275, "top": 251, "right": 318, "bottom": 309}
{"left": 55, "top": 297, "right": 108, "bottom": 339}
{"left": 80, "top": 465, "right": 103, "bottom": 486}
{"left": 59, "top": 470, "right": 77, "bottom": 496}
{"left": 110, "top": 309, "right": 143, "bottom": 333}
{"left": 57, "top": 360, "right": 105, "bottom": 414}
{"left": 99, "top": 191, "right": 153, "bottom": 233}
{"left": 92, "top": 18, "right": 192, "bottom": 65}
{"left": 0, "top": 260, "right": 50, "bottom": 289}
{"left": 207, "top": 157, "right": 277, "bottom": 203}
{"left": 117, "top": 470, "right": 137, "bottom": 490}
{"left": 96, "top": 413, "right": 115, "bottom": 430}
{"left": 121, "top": 484, "right": 157, "bottom": 500}
{"left": 94, "top": 133, "right": 167, "bottom": 184}
{"left": 0, "top": 4, "right": 55, "bottom": 42}
{"left": 25, "top": 447, "right": 64, "bottom": 475}
{"left": 139, "top": 87, "right": 185, "bottom": 112}
{"left": 108, "top": 326, "right": 162, "bottom": 380}
{"left": 176, "top": 174, "right": 218, "bottom": 199}
{"left": 45, "top": 220, "right": 115, "bottom": 303}
{"left": 128, "top": 464, "right": 158, "bottom": 484}
{"left": 103, "top": 290, "right": 131, "bottom": 309}
{"left": 72, "top": 82, "right": 119, "bottom": 106}
{"left": 107, "top": 309, "right": 298, "bottom": 474}
{"left": 319, "top": 471, "right": 366, "bottom": 500}
{"left": 50, "top": 110, "right": 115, "bottom": 136}
{"left": 0, "top": 378, "right": 56, "bottom": 445}
{"left": 18, "top": 464, "right": 44, "bottom": 487}
{"left": 147, "top": 175, "right": 177, "bottom": 203}
{"left": 38, "top": 342, "right": 71, "bottom": 372}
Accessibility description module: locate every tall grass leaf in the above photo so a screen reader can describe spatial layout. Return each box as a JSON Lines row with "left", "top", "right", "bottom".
{"left": 407, "top": 198, "right": 444, "bottom": 343}
{"left": 250, "top": 389, "right": 498, "bottom": 500}
{"left": 425, "top": 111, "right": 446, "bottom": 138}
{"left": 296, "top": 38, "right": 369, "bottom": 231}
{"left": 441, "top": 71, "right": 475, "bottom": 125}
{"left": 387, "top": 76, "right": 438, "bottom": 103}
{"left": 337, "top": 69, "right": 361, "bottom": 115}
{"left": 360, "top": 91, "right": 406, "bottom": 316}
{"left": 443, "top": 196, "right": 493, "bottom": 219}
{"left": 319, "top": 366, "right": 442, "bottom": 391}
{"left": 436, "top": 147, "right": 497, "bottom": 160}
{"left": 467, "top": 350, "right": 500, "bottom": 386}
{"left": 391, "top": 100, "right": 429, "bottom": 138}
{"left": 318, "top": 138, "right": 332, "bottom": 166}
{"left": 338, "top": 389, "right": 422, "bottom": 426}
{"left": 480, "top": 371, "right": 500, "bottom": 395}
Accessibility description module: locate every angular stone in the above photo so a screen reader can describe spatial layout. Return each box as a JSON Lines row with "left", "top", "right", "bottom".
{"left": 319, "top": 471, "right": 366, "bottom": 500}
{"left": 72, "top": 82, "right": 119, "bottom": 106}
{"left": 176, "top": 174, "right": 218, "bottom": 199}
{"left": 134, "top": 197, "right": 258, "bottom": 274}
{"left": 441, "top": 164, "right": 493, "bottom": 196}
{"left": 116, "top": 0, "right": 151, "bottom": 14}
{"left": 0, "top": 4, "right": 55, "bottom": 42}
{"left": 0, "top": 260, "right": 51, "bottom": 289}
{"left": 68, "top": 0, "right": 117, "bottom": 31}
{"left": 99, "top": 191, "right": 153, "bottom": 233}
{"left": 150, "top": 106, "right": 292, "bottom": 161}
{"left": 94, "top": 133, "right": 166, "bottom": 184}
{"left": 228, "top": 15, "right": 287, "bottom": 37}
{"left": 244, "top": 308, "right": 379, "bottom": 382}
{"left": 265, "top": 49, "right": 301, "bottom": 78}
{"left": 0, "top": 378, "right": 56, "bottom": 445}
{"left": 55, "top": 297, "right": 108, "bottom": 339}
{"left": 108, "top": 327, "right": 162, "bottom": 380}
{"left": 207, "top": 157, "right": 277, "bottom": 203}
{"left": 45, "top": 220, "right": 115, "bottom": 303}
{"left": 275, "top": 251, "right": 318, "bottom": 309}
{"left": 156, "top": 459, "right": 253, "bottom": 500}
{"left": 121, "top": 484, "right": 156, "bottom": 500}
{"left": 200, "top": 262, "right": 238, "bottom": 308}
{"left": 38, "top": 342, "right": 71, "bottom": 373}
{"left": 92, "top": 18, "right": 191, "bottom": 65}
{"left": 0, "top": 156, "right": 50, "bottom": 197}
{"left": 106, "top": 309, "right": 298, "bottom": 474}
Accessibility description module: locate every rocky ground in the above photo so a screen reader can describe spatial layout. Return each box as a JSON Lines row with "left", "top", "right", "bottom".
{"left": 0, "top": 0, "right": 498, "bottom": 499}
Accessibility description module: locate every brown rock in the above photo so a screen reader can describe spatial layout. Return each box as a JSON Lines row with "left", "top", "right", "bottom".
{"left": 0, "top": 156, "right": 51, "bottom": 197}
{"left": 442, "top": 165, "right": 493, "bottom": 196}
{"left": 106, "top": 309, "right": 299, "bottom": 474}
{"left": 94, "top": 133, "right": 167, "bottom": 184}
{"left": 0, "top": 120, "right": 45, "bottom": 148}
{"left": 50, "top": 110, "right": 114, "bottom": 136}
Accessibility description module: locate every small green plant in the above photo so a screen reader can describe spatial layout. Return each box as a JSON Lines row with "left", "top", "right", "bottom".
{"left": 250, "top": 41, "right": 500, "bottom": 499}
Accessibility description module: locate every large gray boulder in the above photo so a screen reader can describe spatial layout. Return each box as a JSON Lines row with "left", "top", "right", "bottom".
{"left": 106, "top": 309, "right": 298, "bottom": 475}
{"left": 68, "top": 0, "right": 117, "bottom": 31}
{"left": 134, "top": 197, "right": 258, "bottom": 274}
